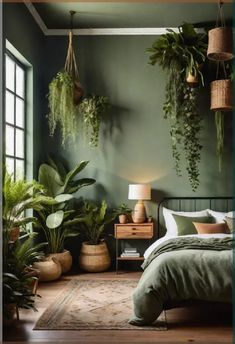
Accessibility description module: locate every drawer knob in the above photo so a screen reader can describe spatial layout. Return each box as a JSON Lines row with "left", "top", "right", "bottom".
{"left": 132, "top": 232, "right": 136, "bottom": 235}
{"left": 132, "top": 228, "right": 137, "bottom": 230}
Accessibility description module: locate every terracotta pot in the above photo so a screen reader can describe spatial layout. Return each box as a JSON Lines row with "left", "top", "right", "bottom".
{"left": 74, "top": 81, "right": 83, "bottom": 105}
{"left": 33, "top": 258, "right": 62, "bottom": 282}
{"left": 3, "top": 303, "right": 18, "bottom": 327}
{"left": 47, "top": 250, "right": 73, "bottom": 274}
{"left": 24, "top": 267, "right": 40, "bottom": 294}
{"left": 79, "top": 242, "right": 111, "bottom": 272}
{"left": 186, "top": 72, "right": 199, "bottom": 86}
{"left": 9, "top": 227, "right": 20, "bottom": 242}
{"left": 119, "top": 214, "right": 128, "bottom": 224}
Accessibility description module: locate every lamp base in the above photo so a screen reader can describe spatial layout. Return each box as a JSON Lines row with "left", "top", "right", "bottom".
{"left": 132, "top": 200, "right": 146, "bottom": 223}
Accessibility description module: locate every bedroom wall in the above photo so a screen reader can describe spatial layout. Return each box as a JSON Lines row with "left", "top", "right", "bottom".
{"left": 43, "top": 35, "right": 233, "bottom": 217}
{"left": 3, "top": 3, "right": 46, "bottom": 178}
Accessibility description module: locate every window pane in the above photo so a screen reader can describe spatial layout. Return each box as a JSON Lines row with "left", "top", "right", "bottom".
{"left": 15, "top": 129, "right": 24, "bottom": 158}
{"left": 16, "top": 65, "right": 24, "bottom": 98}
{"left": 5, "top": 55, "right": 15, "bottom": 92}
{"left": 5, "top": 91, "right": 14, "bottom": 124}
{"left": 6, "top": 157, "right": 15, "bottom": 176}
{"left": 16, "top": 98, "right": 24, "bottom": 128}
{"left": 5, "top": 125, "right": 14, "bottom": 156}
{"left": 16, "top": 159, "right": 24, "bottom": 180}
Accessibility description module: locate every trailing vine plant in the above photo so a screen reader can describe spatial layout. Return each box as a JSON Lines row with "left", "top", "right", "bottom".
{"left": 147, "top": 23, "right": 207, "bottom": 191}
{"left": 79, "top": 95, "right": 109, "bottom": 147}
{"left": 47, "top": 11, "right": 108, "bottom": 148}
{"left": 215, "top": 110, "right": 224, "bottom": 172}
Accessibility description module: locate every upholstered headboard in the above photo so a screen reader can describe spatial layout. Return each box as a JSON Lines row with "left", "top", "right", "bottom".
{"left": 157, "top": 196, "right": 233, "bottom": 238}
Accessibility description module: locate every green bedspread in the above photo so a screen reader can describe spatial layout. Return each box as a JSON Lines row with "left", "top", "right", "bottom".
{"left": 129, "top": 237, "right": 233, "bottom": 326}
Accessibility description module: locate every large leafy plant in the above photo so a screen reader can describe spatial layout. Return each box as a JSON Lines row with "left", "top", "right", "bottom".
{"left": 3, "top": 171, "right": 53, "bottom": 233}
{"left": 147, "top": 23, "right": 207, "bottom": 191}
{"left": 36, "top": 159, "right": 96, "bottom": 253}
{"left": 76, "top": 200, "right": 116, "bottom": 245}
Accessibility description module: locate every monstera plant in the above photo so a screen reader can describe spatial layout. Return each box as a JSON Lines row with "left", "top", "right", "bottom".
{"left": 36, "top": 158, "right": 96, "bottom": 273}
{"left": 147, "top": 23, "right": 207, "bottom": 191}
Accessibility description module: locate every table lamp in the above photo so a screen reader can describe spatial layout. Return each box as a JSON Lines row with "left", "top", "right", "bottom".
{"left": 128, "top": 184, "right": 151, "bottom": 223}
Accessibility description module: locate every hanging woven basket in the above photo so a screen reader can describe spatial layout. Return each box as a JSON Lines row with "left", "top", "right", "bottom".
{"left": 210, "top": 79, "right": 232, "bottom": 111}
{"left": 207, "top": 27, "right": 233, "bottom": 61}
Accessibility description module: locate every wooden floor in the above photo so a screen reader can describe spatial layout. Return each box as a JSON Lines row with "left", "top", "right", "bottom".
{"left": 3, "top": 271, "right": 232, "bottom": 344}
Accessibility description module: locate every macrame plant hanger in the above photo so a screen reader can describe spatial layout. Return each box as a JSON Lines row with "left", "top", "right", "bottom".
{"left": 209, "top": 0, "right": 233, "bottom": 172}
{"left": 65, "top": 10, "right": 83, "bottom": 104}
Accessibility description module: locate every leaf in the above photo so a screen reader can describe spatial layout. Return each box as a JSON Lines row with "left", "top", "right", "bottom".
{"left": 63, "top": 161, "right": 90, "bottom": 193}
{"left": 54, "top": 194, "right": 73, "bottom": 203}
{"left": 46, "top": 210, "right": 64, "bottom": 229}
{"left": 38, "top": 164, "right": 63, "bottom": 197}
{"left": 66, "top": 178, "right": 96, "bottom": 194}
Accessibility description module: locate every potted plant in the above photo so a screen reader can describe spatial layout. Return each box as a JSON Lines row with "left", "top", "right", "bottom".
{"left": 79, "top": 94, "right": 109, "bottom": 147}
{"left": 146, "top": 23, "right": 207, "bottom": 191}
{"left": 36, "top": 158, "right": 96, "bottom": 274}
{"left": 77, "top": 200, "right": 116, "bottom": 272}
{"left": 114, "top": 203, "right": 132, "bottom": 224}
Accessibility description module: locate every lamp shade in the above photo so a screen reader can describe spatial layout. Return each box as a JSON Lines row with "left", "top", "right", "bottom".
{"left": 128, "top": 184, "right": 151, "bottom": 200}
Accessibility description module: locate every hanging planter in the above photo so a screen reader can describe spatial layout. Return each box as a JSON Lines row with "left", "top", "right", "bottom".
{"left": 210, "top": 79, "right": 232, "bottom": 111}
{"left": 207, "top": 27, "right": 233, "bottom": 61}
{"left": 207, "top": 1, "right": 233, "bottom": 61}
{"left": 47, "top": 11, "right": 83, "bottom": 147}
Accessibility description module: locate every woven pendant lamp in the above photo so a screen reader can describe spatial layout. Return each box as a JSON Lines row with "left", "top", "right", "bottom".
{"left": 207, "top": 1, "right": 233, "bottom": 61}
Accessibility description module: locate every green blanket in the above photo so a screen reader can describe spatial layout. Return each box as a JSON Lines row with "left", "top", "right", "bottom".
{"left": 129, "top": 237, "right": 233, "bottom": 326}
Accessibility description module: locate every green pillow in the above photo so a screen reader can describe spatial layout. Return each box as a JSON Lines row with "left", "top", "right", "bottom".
{"left": 173, "top": 214, "right": 214, "bottom": 236}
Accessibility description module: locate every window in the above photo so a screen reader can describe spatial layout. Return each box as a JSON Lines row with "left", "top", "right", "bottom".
{"left": 4, "top": 52, "right": 26, "bottom": 180}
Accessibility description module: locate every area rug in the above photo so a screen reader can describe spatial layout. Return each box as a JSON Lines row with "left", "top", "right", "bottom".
{"left": 34, "top": 279, "right": 167, "bottom": 330}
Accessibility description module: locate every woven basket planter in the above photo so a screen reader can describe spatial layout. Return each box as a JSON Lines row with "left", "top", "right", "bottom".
{"left": 210, "top": 79, "right": 232, "bottom": 111}
{"left": 207, "top": 27, "right": 233, "bottom": 61}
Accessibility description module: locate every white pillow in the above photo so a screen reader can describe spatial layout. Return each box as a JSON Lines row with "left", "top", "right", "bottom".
{"left": 207, "top": 209, "right": 235, "bottom": 223}
{"left": 163, "top": 207, "right": 208, "bottom": 236}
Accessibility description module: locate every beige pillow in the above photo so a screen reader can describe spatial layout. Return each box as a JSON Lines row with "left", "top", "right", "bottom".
{"left": 225, "top": 216, "right": 233, "bottom": 232}
{"left": 193, "top": 222, "right": 230, "bottom": 234}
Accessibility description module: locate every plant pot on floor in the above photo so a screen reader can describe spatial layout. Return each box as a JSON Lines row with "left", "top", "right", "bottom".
{"left": 79, "top": 242, "right": 111, "bottom": 273}
{"left": 3, "top": 303, "right": 19, "bottom": 327}
{"left": 9, "top": 227, "right": 20, "bottom": 242}
{"left": 47, "top": 250, "right": 73, "bottom": 274}
{"left": 33, "top": 258, "right": 62, "bottom": 282}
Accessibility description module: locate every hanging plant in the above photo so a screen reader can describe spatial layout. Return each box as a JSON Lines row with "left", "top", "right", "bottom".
{"left": 47, "top": 12, "right": 83, "bottom": 147}
{"left": 147, "top": 22, "right": 207, "bottom": 191}
{"left": 48, "top": 70, "right": 79, "bottom": 147}
{"left": 215, "top": 111, "right": 224, "bottom": 172}
{"left": 79, "top": 95, "right": 109, "bottom": 147}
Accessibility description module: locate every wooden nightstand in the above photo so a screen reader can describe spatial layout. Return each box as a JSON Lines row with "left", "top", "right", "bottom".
{"left": 114, "top": 223, "right": 154, "bottom": 273}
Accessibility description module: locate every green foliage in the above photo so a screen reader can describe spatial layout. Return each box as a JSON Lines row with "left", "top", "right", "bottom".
{"left": 3, "top": 170, "right": 53, "bottom": 232}
{"left": 79, "top": 95, "right": 109, "bottom": 147}
{"left": 147, "top": 23, "right": 207, "bottom": 191}
{"left": 36, "top": 158, "right": 96, "bottom": 253}
{"left": 215, "top": 111, "right": 224, "bottom": 172}
{"left": 114, "top": 203, "right": 132, "bottom": 216}
{"left": 3, "top": 233, "right": 46, "bottom": 314}
{"left": 76, "top": 200, "right": 116, "bottom": 245}
{"left": 48, "top": 70, "right": 79, "bottom": 147}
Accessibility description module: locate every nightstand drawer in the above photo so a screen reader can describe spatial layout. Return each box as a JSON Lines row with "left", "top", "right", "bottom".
{"left": 115, "top": 224, "right": 153, "bottom": 239}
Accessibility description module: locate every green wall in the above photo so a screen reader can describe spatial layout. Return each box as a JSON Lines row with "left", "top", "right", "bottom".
{"left": 44, "top": 35, "right": 233, "bottom": 218}
{"left": 3, "top": 3, "right": 46, "bottom": 178}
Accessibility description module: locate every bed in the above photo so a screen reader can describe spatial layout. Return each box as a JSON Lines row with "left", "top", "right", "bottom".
{"left": 129, "top": 197, "right": 233, "bottom": 326}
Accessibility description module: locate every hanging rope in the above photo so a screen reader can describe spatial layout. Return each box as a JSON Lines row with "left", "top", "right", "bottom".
{"left": 64, "top": 11, "right": 80, "bottom": 80}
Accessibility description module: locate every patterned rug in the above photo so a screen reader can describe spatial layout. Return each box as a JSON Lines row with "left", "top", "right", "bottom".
{"left": 34, "top": 279, "right": 167, "bottom": 330}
